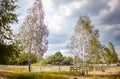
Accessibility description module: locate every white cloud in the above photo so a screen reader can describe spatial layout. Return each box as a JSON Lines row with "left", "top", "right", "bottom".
{"left": 113, "top": 30, "right": 120, "bottom": 37}
{"left": 108, "top": 0, "right": 119, "bottom": 11}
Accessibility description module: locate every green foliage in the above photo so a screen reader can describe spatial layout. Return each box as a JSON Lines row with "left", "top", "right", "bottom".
{"left": 45, "top": 51, "right": 64, "bottom": 65}
{"left": 63, "top": 57, "right": 73, "bottom": 65}
{"left": 103, "top": 42, "right": 118, "bottom": 64}
{"left": 104, "top": 47, "right": 112, "bottom": 64}
{"left": 0, "top": 0, "right": 17, "bottom": 27}
{"left": 0, "top": 43, "right": 20, "bottom": 64}
{"left": 74, "top": 55, "right": 82, "bottom": 65}
{"left": 0, "top": 0, "right": 19, "bottom": 64}
{"left": 44, "top": 51, "right": 73, "bottom": 65}
{"left": 68, "top": 16, "right": 103, "bottom": 65}
{"left": 18, "top": 53, "right": 37, "bottom": 65}
{"left": 0, "top": 0, "right": 18, "bottom": 44}
{"left": 54, "top": 51, "right": 64, "bottom": 64}
{"left": 108, "top": 42, "right": 118, "bottom": 63}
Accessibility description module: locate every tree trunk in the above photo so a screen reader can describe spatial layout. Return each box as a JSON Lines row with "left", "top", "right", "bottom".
{"left": 28, "top": 52, "right": 31, "bottom": 72}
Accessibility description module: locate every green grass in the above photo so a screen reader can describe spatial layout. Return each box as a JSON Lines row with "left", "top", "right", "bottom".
{"left": 7, "top": 72, "right": 69, "bottom": 79}
{"left": 7, "top": 71, "right": 82, "bottom": 79}
{"left": 43, "top": 71, "right": 82, "bottom": 76}
{"left": 39, "top": 71, "right": 82, "bottom": 76}
{"left": 5, "top": 67, "right": 27, "bottom": 72}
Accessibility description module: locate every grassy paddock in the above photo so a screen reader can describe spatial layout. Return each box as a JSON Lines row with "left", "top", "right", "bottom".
{"left": 42, "top": 71, "right": 82, "bottom": 76}
{"left": 7, "top": 71, "right": 82, "bottom": 79}
{"left": 7, "top": 72, "right": 68, "bottom": 79}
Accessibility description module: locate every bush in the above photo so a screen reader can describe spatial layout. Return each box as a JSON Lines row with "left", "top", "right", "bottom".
{"left": 62, "top": 57, "right": 73, "bottom": 65}
{"left": 18, "top": 53, "right": 37, "bottom": 65}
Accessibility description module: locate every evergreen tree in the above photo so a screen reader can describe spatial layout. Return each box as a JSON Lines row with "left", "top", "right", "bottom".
{"left": 0, "top": 0, "right": 17, "bottom": 44}
{"left": 0, "top": 0, "right": 19, "bottom": 64}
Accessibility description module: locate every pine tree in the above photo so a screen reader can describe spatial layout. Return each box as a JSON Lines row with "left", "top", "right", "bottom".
{"left": 0, "top": 0, "right": 18, "bottom": 64}
{"left": 0, "top": 0, "right": 17, "bottom": 44}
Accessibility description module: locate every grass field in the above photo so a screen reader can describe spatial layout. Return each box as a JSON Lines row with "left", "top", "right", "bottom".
{"left": 0, "top": 65, "right": 120, "bottom": 79}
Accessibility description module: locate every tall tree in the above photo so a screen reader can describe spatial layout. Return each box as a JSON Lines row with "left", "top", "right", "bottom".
{"left": 0, "top": 0, "right": 18, "bottom": 64}
{"left": 103, "top": 47, "right": 112, "bottom": 64}
{"left": 19, "top": 0, "right": 48, "bottom": 72}
{"left": 108, "top": 42, "right": 118, "bottom": 63}
{"left": 68, "top": 16, "right": 103, "bottom": 70}
{"left": 0, "top": 0, "right": 17, "bottom": 44}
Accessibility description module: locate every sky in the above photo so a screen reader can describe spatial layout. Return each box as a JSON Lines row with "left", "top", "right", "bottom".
{"left": 12, "top": 0, "right": 120, "bottom": 58}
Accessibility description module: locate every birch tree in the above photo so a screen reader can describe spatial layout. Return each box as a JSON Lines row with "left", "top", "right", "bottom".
{"left": 68, "top": 16, "right": 103, "bottom": 70}
{"left": 19, "top": 0, "right": 48, "bottom": 72}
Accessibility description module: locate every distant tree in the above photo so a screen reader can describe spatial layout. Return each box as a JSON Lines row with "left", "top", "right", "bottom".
{"left": 45, "top": 55, "right": 55, "bottom": 64}
{"left": 54, "top": 51, "right": 64, "bottom": 64}
{"left": 45, "top": 51, "right": 64, "bottom": 65}
{"left": 63, "top": 56, "right": 73, "bottom": 65}
{"left": 17, "top": 53, "right": 37, "bottom": 65}
{"left": 0, "top": 0, "right": 19, "bottom": 64}
{"left": 19, "top": 0, "right": 48, "bottom": 72}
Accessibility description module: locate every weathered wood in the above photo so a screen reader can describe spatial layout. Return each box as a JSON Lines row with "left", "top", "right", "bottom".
{"left": 70, "top": 67, "right": 80, "bottom": 71}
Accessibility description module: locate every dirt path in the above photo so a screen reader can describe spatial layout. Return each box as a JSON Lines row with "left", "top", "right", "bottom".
{"left": 0, "top": 71, "right": 9, "bottom": 79}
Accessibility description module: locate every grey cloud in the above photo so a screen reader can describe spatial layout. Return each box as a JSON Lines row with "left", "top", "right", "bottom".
{"left": 66, "top": 0, "right": 110, "bottom": 21}
{"left": 48, "top": 32, "right": 70, "bottom": 44}
{"left": 113, "top": 30, "right": 120, "bottom": 41}
{"left": 102, "top": 7, "right": 120, "bottom": 24}
{"left": 99, "top": 24, "right": 120, "bottom": 46}
{"left": 100, "top": 0, "right": 120, "bottom": 24}
{"left": 83, "top": 0, "right": 110, "bottom": 16}
{"left": 52, "top": 0, "right": 79, "bottom": 8}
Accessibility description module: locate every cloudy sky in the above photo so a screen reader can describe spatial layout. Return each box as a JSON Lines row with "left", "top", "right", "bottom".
{"left": 12, "top": 0, "right": 120, "bottom": 58}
